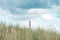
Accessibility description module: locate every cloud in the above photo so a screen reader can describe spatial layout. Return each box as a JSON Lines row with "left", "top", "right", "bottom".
{"left": 0, "top": 7, "right": 59, "bottom": 21}
{"left": 0, "top": 0, "right": 60, "bottom": 9}
{"left": 0, "top": 8, "right": 20, "bottom": 19}
{"left": 0, "top": 8, "right": 40, "bottom": 21}
{"left": 41, "top": 14, "right": 56, "bottom": 20}
{"left": 50, "top": 5, "right": 60, "bottom": 18}
{"left": 28, "top": 8, "right": 58, "bottom": 20}
{"left": 0, "top": 0, "right": 60, "bottom": 16}
{"left": 51, "top": 5, "right": 60, "bottom": 12}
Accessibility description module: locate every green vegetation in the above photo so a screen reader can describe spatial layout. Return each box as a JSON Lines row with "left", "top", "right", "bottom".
{"left": 0, "top": 23, "right": 60, "bottom": 40}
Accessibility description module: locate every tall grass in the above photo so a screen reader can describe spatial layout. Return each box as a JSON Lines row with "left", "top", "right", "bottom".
{"left": 0, "top": 23, "right": 60, "bottom": 40}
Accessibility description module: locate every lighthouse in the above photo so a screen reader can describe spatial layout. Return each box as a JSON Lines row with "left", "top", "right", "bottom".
{"left": 29, "top": 20, "right": 31, "bottom": 28}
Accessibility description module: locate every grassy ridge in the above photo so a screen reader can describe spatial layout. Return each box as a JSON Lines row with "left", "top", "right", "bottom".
{"left": 0, "top": 23, "right": 60, "bottom": 40}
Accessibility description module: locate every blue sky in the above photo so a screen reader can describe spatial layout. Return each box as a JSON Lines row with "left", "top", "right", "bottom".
{"left": 0, "top": 0, "right": 60, "bottom": 32}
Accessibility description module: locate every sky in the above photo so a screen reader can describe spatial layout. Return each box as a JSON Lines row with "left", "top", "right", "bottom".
{"left": 0, "top": 0, "right": 60, "bottom": 32}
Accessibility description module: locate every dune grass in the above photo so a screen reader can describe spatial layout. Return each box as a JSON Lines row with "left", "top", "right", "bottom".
{"left": 0, "top": 23, "right": 60, "bottom": 40}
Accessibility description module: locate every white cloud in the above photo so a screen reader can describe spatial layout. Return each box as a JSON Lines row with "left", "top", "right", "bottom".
{"left": 28, "top": 8, "right": 57, "bottom": 20}
{"left": 0, "top": 8, "right": 58, "bottom": 22}
{"left": 28, "top": 8, "right": 48, "bottom": 14}
{"left": 51, "top": 5, "right": 60, "bottom": 13}
{"left": 41, "top": 14, "right": 56, "bottom": 20}
{"left": 0, "top": 8, "right": 17, "bottom": 19}
{"left": 0, "top": 8, "right": 29, "bottom": 20}
{"left": 0, "top": 8, "right": 58, "bottom": 21}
